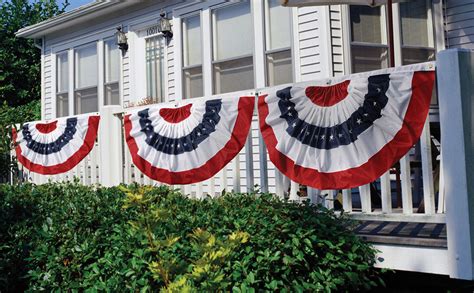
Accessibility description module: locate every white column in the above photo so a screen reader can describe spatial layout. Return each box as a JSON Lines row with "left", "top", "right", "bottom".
{"left": 99, "top": 105, "right": 123, "bottom": 187}
{"left": 438, "top": 49, "right": 474, "bottom": 280}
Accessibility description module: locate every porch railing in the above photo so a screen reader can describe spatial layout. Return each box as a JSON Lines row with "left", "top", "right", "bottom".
{"left": 9, "top": 49, "right": 474, "bottom": 279}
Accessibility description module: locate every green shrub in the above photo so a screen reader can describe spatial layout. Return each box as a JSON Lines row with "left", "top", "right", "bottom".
{"left": 0, "top": 182, "right": 382, "bottom": 292}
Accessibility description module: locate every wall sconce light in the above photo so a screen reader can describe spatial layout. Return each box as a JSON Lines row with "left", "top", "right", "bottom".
{"left": 159, "top": 11, "right": 173, "bottom": 40}
{"left": 115, "top": 25, "right": 128, "bottom": 52}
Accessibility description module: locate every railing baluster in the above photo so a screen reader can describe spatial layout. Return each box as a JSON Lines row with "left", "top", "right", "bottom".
{"left": 275, "top": 171, "right": 285, "bottom": 199}
{"left": 91, "top": 146, "right": 98, "bottom": 184}
{"left": 342, "top": 189, "right": 352, "bottom": 212}
{"left": 245, "top": 131, "right": 254, "bottom": 192}
{"left": 400, "top": 154, "right": 413, "bottom": 214}
{"left": 420, "top": 118, "right": 436, "bottom": 214}
{"left": 289, "top": 180, "right": 299, "bottom": 201}
{"left": 359, "top": 184, "right": 371, "bottom": 213}
{"left": 438, "top": 157, "right": 446, "bottom": 214}
{"left": 233, "top": 155, "right": 241, "bottom": 193}
{"left": 380, "top": 171, "right": 392, "bottom": 213}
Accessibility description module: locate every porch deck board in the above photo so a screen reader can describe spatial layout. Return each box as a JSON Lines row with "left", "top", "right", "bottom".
{"left": 353, "top": 220, "right": 447, "bottom": 248}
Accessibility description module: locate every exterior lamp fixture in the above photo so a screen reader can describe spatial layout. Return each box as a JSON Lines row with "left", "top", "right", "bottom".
{"left": 116, "top": 26, "right": 128, "bottom": 52}
{"left": 159, "top": 11, "right": 173, "bottom": 40}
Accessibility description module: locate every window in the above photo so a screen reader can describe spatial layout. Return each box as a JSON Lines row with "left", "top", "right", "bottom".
{"left": 182, "top": 15, "right": 203, "bottom": 99}
{"left": 104, "top": 39, "right": 120, "bottom": 105}
{"left": 212, "top": 2, "right": 254, "bottom": 94}
{"left": 350, "top": 5, "right": 389, "bottom": 73}
{"left": 56, "top": 52, "right": 69, "bottom": 117}
{"left": 399, "top": 0, "right": 435, "bottom": 65}
{"left": 74, "top": 44, "right": 98, "bottom": 114}
{"left": 265, "top": 0, "right": 293, "bottom": 86}
{"left": 146, "top": 36, "right": 166, "bottom": 103}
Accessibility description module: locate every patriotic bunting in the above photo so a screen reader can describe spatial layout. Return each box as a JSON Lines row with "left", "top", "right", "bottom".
{"left": 258, "top": 64, "right": 436, "bottom": 189}
{"left": 12, "top": 114, "right": 100, "bottom": 175}
{"left": 124, "top": 96, "right": 254, "bottom": 184}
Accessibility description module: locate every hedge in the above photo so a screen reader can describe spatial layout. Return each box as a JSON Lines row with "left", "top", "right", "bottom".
{"left": 0, "top": 182, "right": 382, "bottom": 292}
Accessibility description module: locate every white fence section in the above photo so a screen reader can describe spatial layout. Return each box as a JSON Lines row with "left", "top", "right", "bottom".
{"left": 15, "top": 88, "right": 446, "bottom": 225}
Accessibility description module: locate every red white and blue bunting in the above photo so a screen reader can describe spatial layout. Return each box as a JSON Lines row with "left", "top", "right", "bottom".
{"left": 12, "top": 114, "right": 100, "bottom": 175}
{"left": 124, "top": 96, "right": 254, "bottom": 184}
{"left": 258, "top": 63, "right": 436, "bottom": 189}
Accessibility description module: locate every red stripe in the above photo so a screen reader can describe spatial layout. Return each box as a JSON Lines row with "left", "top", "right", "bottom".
{"left": 159, "top": 104, "right": 192, "bottom": 123}
{"left": 35, "top": 120, "right": 58, "bottom": 134}
{"left": 305, "top": 80, "right": 350, "bottom": 107}
{"left": 13, "top": 116, "right": 100, "bottom": 175}
{"left": 124, "top": 96, "right": 255, "bottom": 185}
{"left": 258, "top": 71, "right": 435, "bottom": 189}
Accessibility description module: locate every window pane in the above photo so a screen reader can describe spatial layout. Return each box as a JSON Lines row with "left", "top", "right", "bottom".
{"left": 75, "top": 44, "right": 98, "bottom": 89}
{"left": 213, "top": 2, "right": 253, "bottom": 60}
{"left": 183, "top": 15, "right": 202, "bottom": 67}
{"left": 402, "top": 48, "right": 435, "bottom": 65}
{"left": 105, "top": 39, "right": 120, "bottom": 83}
{"left": 146, "top": 36, "right": 165, "bottom": 102}
{"left": 57, "top": 53, "right": 68, "bottom": 93}
{"left": 213, "top": 56, "right": 254, "bottom": 94}
{"left": 266, "top": 0, "right": 291, "bottom": 50}
{"left": 56, "top": 93, "right": 69, "bottom": 117}
{"left": 400, "top": 0, "right": 430, "bottom": 47}
{"left": 104, "top": 82, "right": 120, "bottom": 105}
{"left": 75, "top": 87, "right": 98, "bottom": 114}
{"left": 183, "top": 66, "right": 203, "bottom": 99}
{"left": 266, "top": 49, "right": 292, "bottom": 86}
{"left": 351, "top": 45, "right": 388, "bottom": 73}
{"left": 350, "top": 5, "right": 383, "bottom": 44}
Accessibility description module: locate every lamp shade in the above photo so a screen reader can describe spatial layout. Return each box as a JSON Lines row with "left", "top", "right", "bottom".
{"left": 281, "top": 0, "right": 409, "bottom": 6}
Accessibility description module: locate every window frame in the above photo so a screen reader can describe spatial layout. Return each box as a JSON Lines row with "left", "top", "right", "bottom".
{"left": 181, "top": 12, "right": 204, "bottom": 99}
{"left": 211, "top": 1, "right": 255, "bottom": 95}
{"left": 103, "top": 37, "right": 121, "bottom": 106}
{"left": 345, "top": 0, "right": 438, "bottom": 74}
{"left": 263, "top": 0, "right": 294, "bottom": 87}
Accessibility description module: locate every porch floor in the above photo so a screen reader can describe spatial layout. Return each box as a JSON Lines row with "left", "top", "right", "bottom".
{"left": 354, "top": 221, "right": 447, "bottom": 248}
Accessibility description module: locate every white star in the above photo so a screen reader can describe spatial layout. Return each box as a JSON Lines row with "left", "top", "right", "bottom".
{"left": 287, "top": 106, "right": 292, "bottom": 110}
{"left": 184, "top": 143, "right": 187, "bottom": 146}
{"left": 338, "top": 133, "right": 343, "bottom": 138}
{"left": 329, "top": 135, "right": 334, "bottom": 141}
{"left": 212, "top": 109, "right": 216, "bottom": 113}
{"left": 292, "top": 122, "right": 297, "bottom": 127}
{"left": 288, "top": 112, "right": 292, "bottom": 117}
{"left": 376, "top": 87, "right": 381, "bottom": 93}
{"left": 203, "top": 128, "right": 206, "bottom": 131}
{"left": 321, "top": 135, "right": 325, "bottom": 140}
{"left": 373, "top": 101, "right": 377, "bottom": 106}
{"left": 197, "top": 132, "right": 201, "bottom": 136}
{"left": 357, "top": 119, "right": 362, "bottom": 124}
{"left": 363, "top": 113, "right": 369, "bottom": 117}
{"left": 349, "top": 129, "right": 353, "bottom": 134}
{"left": 177, "top": 144, "right": 180, "bottom": 148}
{"left": 306, "top": 131, "right": 310, "bottom": 135}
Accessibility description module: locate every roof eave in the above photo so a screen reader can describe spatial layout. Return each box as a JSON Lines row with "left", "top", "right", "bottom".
{"left": 15, "top": 2, "right": 118, "bottom": 39}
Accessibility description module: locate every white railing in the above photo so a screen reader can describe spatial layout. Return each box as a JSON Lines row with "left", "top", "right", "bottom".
{"left": 16, "top": 91, "right": 446, "bottom": 224}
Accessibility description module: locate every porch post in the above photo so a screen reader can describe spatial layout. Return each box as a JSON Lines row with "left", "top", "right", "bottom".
{"left": 99, "top": 105, "right": 124, "bottom": 187}
{"left": 437, "top": 48, "right": 474, "bottom": 280}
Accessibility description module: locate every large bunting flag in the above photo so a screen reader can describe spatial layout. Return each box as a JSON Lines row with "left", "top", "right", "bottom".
{"left": 12, "top": 114, "right": 100, "bottom": 175}
{"left": 124, "top": 96, "right": 254, "bottom": 184}
{"left": 258, "top": 63, "right": 435, "bottom": 189}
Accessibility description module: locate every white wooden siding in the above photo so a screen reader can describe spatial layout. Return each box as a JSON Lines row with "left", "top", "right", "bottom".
{"left": 329, "top": 5, "right": 345, "bottom": 77}
{"left": 43, "top": 50, "right": 53, "bottom": 120}
{"left": 444, "top": 0, "right": 474, "bottom": 49}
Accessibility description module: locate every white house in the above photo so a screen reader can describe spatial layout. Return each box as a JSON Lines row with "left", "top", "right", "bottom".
{"left": 15, "top": 0, "right": 474, "bottom": 280}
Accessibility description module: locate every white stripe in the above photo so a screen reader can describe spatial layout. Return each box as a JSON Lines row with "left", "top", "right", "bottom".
{"left": 266, "top": 72, "right": 414, "bottom": 173}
